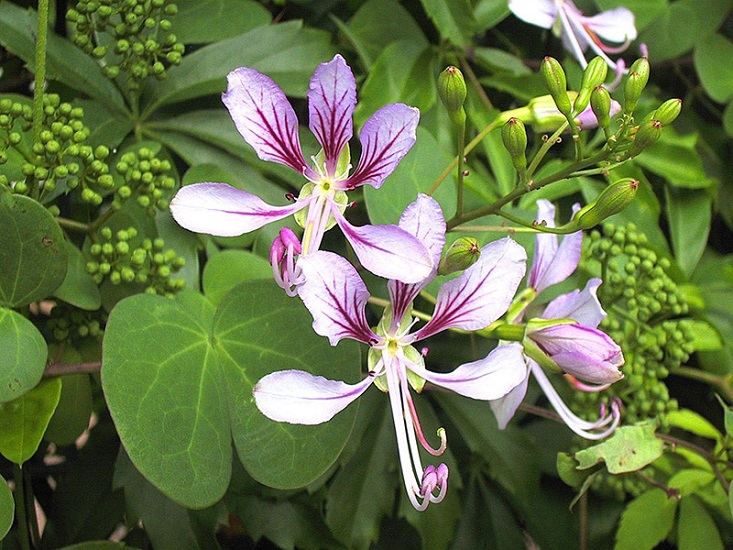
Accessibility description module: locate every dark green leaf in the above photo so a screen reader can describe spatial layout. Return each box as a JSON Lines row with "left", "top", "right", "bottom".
{"left": 635, "top": 129, "right": 717, "bottom": 189}
{"left": 0, "top": 478, "right": 12, "bottom": 540}
{"left": 0, "top": 378, "right": 61, "bottom": 464}
{"left": 0, "top": 307, "right": 47, "bottom": 402}
{"left": 419, "top": 0, "right": 477, "bottom": 47}
{"left": 575, "top": 421, "right": 664, "bottom": 474}
{"left": 678, "top": 496, "right": 724, "bottom": 550}
{"left": 45, "top": 361, "right": 93, "bottom": 446}
{"left": 174, "top": 0, "right": 271, "bottom": 44}
{"left": 665, "top": 187, "right": 712, "bottom": 277}
{"left": 0, "top": 189, "right": 68, "bottom": 308}
{"left": 694, "top": 33, "right": 733, "bottom": 103}
{"left": 615, "top": 488, "right": 677, "bottom": 550}
{"left": 54, "top": 241, "right": 102, "bottom": 311}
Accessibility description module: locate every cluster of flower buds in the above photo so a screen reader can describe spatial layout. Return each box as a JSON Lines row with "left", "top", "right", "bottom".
{"left": 113, "top": 146, "right": 176, "bottom": 214}
{"left": 46, "top": 303, "right": 105, "bottom": 343}
{"left": 67, "top": 0, "right": 184, "bottom": 87}
{"left": 85, "top": 225, "right": 186, "bottom": 296}
{"left": 0, "top": 95, "right": 113, "bottom": 207}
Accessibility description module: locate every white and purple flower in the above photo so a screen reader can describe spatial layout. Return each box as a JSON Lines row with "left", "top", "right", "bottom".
{"left": 170, "top": 54, "right": 432, "bottom": 285}
{"left": 254, "top": 195, "right": 529, "bottom": 510}
{"left": 509, "top": 0, "right": 637, "bottom": 71}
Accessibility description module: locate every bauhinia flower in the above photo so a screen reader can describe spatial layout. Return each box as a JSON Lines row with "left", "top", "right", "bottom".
{"left": 508, "top": 0, "right": 637, "bottom": 71}
{"left": 491, "top": 200, "right": 623, "bottom": 439}
{"left": 254, "top": 195, "right": 529, "bottom": 510}
{"left": 170, "top": 54, "right": 432, "bottom": 284}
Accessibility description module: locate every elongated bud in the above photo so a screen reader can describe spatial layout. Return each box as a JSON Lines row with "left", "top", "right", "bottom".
{"left": 630, "top": 119, "right": 662, "bottom": 156}
{"left": 652, "top": 98, "right": 682, "bottom": 126}
{"left": 501, "top": 117, "right": 528, "bottom": 173}
{"left": 575, "top": 57, "right": 609, "bottom": 113}
{"left": 438, "top": 66, "right": 467, "bottom": 125}
{"left": 438, "top": 237, "right": 481, "bottom": 275}
{"left": 541, "top": 57, "right": 573, "bottom": 118}
{"left": 573, "top": 178, "right": 639, "bottom": 229}
{"left": 590, "top": 86, "right": 613, "bottom": 130}
{"left": 623, "top": 57, "right": 650, "bottom": 114}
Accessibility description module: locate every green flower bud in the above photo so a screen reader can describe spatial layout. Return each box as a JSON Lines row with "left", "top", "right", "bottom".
{"left": 540, "top": 57, "right": 572, "bottom": 118}
{"left": 438, "top": 66, "right": 467, "bottom": 125}
{"left": 630, "top": 119, "right": 662, "bottom": 156}
{"left": 624, "top": 57, "right": 650, "bottom": 114}
{"left": 438, "top": 237, "right": 481, "bottom": 275}
{"left": 590, "top": 86, "right": 612, "bottom": 130}
{"left": 501, "top": 117, "right": 527, "bottom": 172}
{"left": 575, "top": 57, "right": 608, "bottom": 113}
{"left": 573, "top": 178, "right": 639, "bottom": 229}
{"left": 652, "top": 98, "right": 682, "bottom": 126}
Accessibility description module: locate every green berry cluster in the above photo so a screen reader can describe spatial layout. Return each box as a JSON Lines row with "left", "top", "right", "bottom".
{"left": 86, "top": 226, "right": 186, "bottom": 296}
{"left": 574, "top": 222, "right": 694, "bottom": 429}
{"left": 113, "top": 146, "right": 176, "bottom": 214}
{"left": 46, "top": 303, "right": 106, "bottom": 343}
{"left": 0, "top": 99, "right": 33, "bottom": 186}
{"left": 590, "top": 468, "right": 654, "bottom": 501}
{"left": 0, "top": 95, "right": 113, "bottom": 206}
{"left": 67, "top": 0, "right": 184, "bottom": 87}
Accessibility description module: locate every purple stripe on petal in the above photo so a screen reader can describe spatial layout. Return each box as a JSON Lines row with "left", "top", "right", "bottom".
{"left": 223, "top": 68, "right": 311, "bottom": 175}
{"left": 415, "top": 343, "right": 528, "bottom": 401}
{"left": 416, "top": 238, "right": 526, "bottom": 341}
{"left": 170, "top": 182, "right": 306, "bottom": 236}
{"left": 308, "top": 55, "right": 356, "bottom": 175}
{"left": 254, "top": 369, "right": 374, "bottom": 425}
{"left": 344, "top": 103, "right": 420, "bottom": 190}
{"left": 297, "top": 251, "right": 376, "bottom": 346}
{"left": 336, "top": 211, "right": 433, "bottom": 284}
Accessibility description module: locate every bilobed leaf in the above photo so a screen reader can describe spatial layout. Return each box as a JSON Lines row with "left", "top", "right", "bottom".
{"left": 0, "top": 378, "right": 62, "bottom": 464}
{"left": 678, "top": 496, "right": 724, "bottom": 550}
{"left": 694, "top": 33, "right": 733, "bottom": 103}
{"left": 0, "top": 307, "right": 47, "bottom": 402}
{"left": 614, "top": 488, "right": 677, "bottom": 550}
{"left": 575, "top": 421, "right": 664, "bottom": 474}
{"left": 174, "top": 0, "right": 271, "bottom": 44}
{"left": 665, "top": 187, "right": 712, "bottom": 277}
{"left": 0, "top": 188, "right": 68, "bottom": 308}
{"left": 0, "top": 478, "right": 13, "bottom": 540}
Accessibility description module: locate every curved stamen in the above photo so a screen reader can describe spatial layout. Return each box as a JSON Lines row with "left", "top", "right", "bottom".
{"left": 419, "top": 463, "right": 449, "bottom": 504}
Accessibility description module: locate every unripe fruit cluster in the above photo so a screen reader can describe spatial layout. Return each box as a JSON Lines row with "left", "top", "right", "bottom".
{"left": 47, "top": 303, "right": 106, "bottom": 343}
{"left": 113, "top": 146, "right": 176, "bottom": 214}
{"left": 67, "top": 0, "right": 184, "bottom": 87}
{"left": 85, "top": 225, "right": 186, "bottom": 297}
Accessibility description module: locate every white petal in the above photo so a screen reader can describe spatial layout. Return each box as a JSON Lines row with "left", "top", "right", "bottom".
{"left": 584, "top": 8, "right": 637, "bottom": 43}
{"left": 542, "top": 278, "right": 606, "bottom": 328}
{"left": 509, "top": 0, "right": 558, "bottom": 29}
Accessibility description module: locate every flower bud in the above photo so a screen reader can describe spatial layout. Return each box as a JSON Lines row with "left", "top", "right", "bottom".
{"left": 630, "top": 119, "right": 662, "bottom": 156}
{"left": 575, "top": 57, "right": 608, "bottom": 113}
{"left": 501, "top": 117, "right": 528, "bottom": 173}
{"left": 652, "top": 98, "right": 682, "bottom": 126}
{"left": 573, "top": 178, "right": 639, "bottom": 229}
{"left": 623, "top": 57, "right": 650, "bottom": 114}
{"left": 540, "top": 57, "right": 573, "bottom": 118}
{"left": 590, "top": 86, "right": 612, "bottom": 130}
{"left": 438, "top": 66, "right": 467, "bottom": 126}
{"left": 438, "top": 237, "right": 480, "bottom": 275}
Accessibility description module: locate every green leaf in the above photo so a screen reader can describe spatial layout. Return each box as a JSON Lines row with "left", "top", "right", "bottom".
{"left": 0, "top": 189, "right": 68, "bottom": 308}
{"left": 0, "top": 307, "right": 47, "bottom": 402}
{"left": 419, "top": 0, "right": 477, "bottom": 47}
{"left": 575, "top": 421, "right": 664, "bottom": 474}
{"left": 54, "top": 241, "right": 102, "bottom": 311}
{"left": 668, "top": 469, "right": 717, "bottom": 498}
{"left": 694, "top": 33, "right": 733, "bottom": 103}
{"left": 473, "top": 0, "right": 511, "bottom": 30}
{"left": 614, "top": 488, "right": 677, "bottom": 550}
{"left": 686, "top": 319, "right": 723, "bottom": 352}
{"left": 202, "top": 250, "right": 272, "bottom": 307}
{"left": 103, "top": 282, "right": 359, "bottom": 507}
{"left": 667, "top": 408, "right": 722, "bottom": 441}
{"left": 723, "top": 101, "right": 733, "bottom": 138}
{"left": 635, "top": 129, "right": 716, "bottom": 190}
{"left": 678, "top": 496, "right": 724, "bottom": 550}
{"left": 0, "top": 3, "right": 126, "bottom": 112}
{"left": 715, "top": 395, "right": 733, "bottom": 437}
{"left": 174, "top": 0, "right": 272, "bottom": 44}
{"left": 0, "top": 478, "right": 13, "bottom": 540}
{"left": 473, "top": 47, "right": 532, "bottom": 76}
{"left": 364, "top": 127, "right": 456, "bottom": 224}
{"left": 45, "top": 371, "right": 93, "bottom": 446}
{"left": 145, "top": 21, "right": 334, "bottom": 113}
{"left": 557, "top": 451, "right": 597, "bottom": 488}
{"left": 0, "top": 378, "right": 62, "bottom": 464}
{"left": 665, "top": 187, "right": 712, "bottom": 277}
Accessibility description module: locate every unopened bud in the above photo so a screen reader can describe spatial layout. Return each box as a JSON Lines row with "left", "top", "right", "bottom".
{"left": 652, "top": 98, "right": 682, "bottom": 126}
{"left": 575, "top": 57, "right": 608, "bottom": 113}
{"left": 541, "top": 57, "right": 573, "bottom": 118}
{"left": 630, "top": 119, "right": 662, "bottom": 156}
{"left": 590, "top": 86, "right": 613, "bottom": 130}
{"left": 438, "top": 66, "right": 467, "bottom": 125}
{"left": 623, "top": 57, "right": 650, "bottom": 114}
{"left": 438, "top": 237, "right": 481, "bottom": 275}
{"left": 573, "top": 178, "right": 639, "bottom": 229}
{"left": 501, "top": 117, "right": 527, "bottom": 172}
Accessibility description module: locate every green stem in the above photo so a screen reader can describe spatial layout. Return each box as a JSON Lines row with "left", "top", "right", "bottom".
{"left": 456, "top": 120, "right": 466, "bottom": 218}
{"left": 55, "top": 217, "right": 91, "bottom": 233}
{"left": 13, "top": 464, "right": 32, "bottom": 550}
{"left": 32, "top": 0, "right": 49, "bottom": 145}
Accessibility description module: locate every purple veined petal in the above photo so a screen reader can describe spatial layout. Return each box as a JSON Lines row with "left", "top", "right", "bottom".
{"left": 490, "top": 358, "right": 531, "bottom": 429}
{"left": 528, "top": 200, "right": 582, "bottom": 294}
{"left": 508, "top": 0, "right": 558, "bottom": 29}
{"left": 170, "top": 182, "right": 307, "bottom": 236}
{"left": 223, "top": 68, "right": 314, "bottom": 178}
{"left": 415, "top": 238, "right": 527, "bottom": 341}
{"left": 415, "top": 342, "right": 528, "bottom": 401}
{"left": 296, "top": 251, "right": 376, "bottom": 346}
{"left": 542, "top": 278, "right": 606, "bottom": 328}
{"left": 253, "top": 369, "right": 374, "bottom": 425}
{"left": 308, "top": 55, "right": 356, "bottom": 175}
{"left": 335, "top": 209, "right": 433, "bottom": 284}
{"left": 584, "top": 8, "right": 637, "bottom": 44}
{"left": 388, "top": 194, "right": 447, "bottom": 322}
{"left": 343, "top": 103, "right": 420, "bottom": 190}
